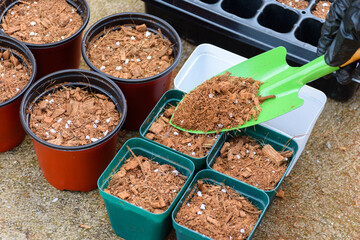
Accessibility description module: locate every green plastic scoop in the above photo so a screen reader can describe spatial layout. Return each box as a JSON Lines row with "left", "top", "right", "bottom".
{"left": 170, "top": 46, "right": 360, "bottom": 134}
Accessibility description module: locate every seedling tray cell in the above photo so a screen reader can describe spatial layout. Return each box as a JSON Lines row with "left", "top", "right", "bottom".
{"left": 143, "top": 0, "right": 327, "bottom": 65}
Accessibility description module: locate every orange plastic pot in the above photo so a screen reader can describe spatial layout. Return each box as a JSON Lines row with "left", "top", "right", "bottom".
{"left": 82, "top": 12, "right": 182, "bottom": 130}
{"left": 0, "top": 0, "right": 90, "bottom": 80}
{"left": 20, "top": 70, "right": 127, "bottom": 192}
{"left": 0, "top": 35, "right": 36, "bottom": 152}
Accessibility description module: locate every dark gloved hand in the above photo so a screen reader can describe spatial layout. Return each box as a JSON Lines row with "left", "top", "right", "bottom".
{"left": 317, "top": 0, "right": 360, "bottom": 85}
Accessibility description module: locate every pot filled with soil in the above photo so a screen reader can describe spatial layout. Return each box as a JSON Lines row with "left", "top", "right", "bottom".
{"left": 207, "top": 125, "right": 298, "bottom": 201}
{"left": 0, "top": 0, "right": 90, "bottom": 79}
{"left": 140, "top": 89, "right": 222, "bottom": 171}
{"left": 81, "top": 12, "right": 182, "bottom": 130}
{"left": 0, "top": 35, "right": 36, "bottom": 152}
{"left": 172, "top": 169, "right": 269, "bottom": 240}
{"left": 20, "top": 69, "right": 127, "bottom": 191}
{"left": 98, "top": 138, "right": 195, "bottom": 240}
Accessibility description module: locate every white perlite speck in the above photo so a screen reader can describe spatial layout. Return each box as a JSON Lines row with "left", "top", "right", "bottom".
{"left": 93, "top": 124, "right": 97, "bottom": 129}
{"left": 229, "top": 112, "right": 233, "bottom": 118}
{"left": 116, "top": 66, "right": 122, "bottom": 71}
{"left": 103, "top": 130, "right": 109, "bottom": 136}
{"left": 94, "top": 120, "right": 100, "bottom": 124}
{"left": 323, "top": 3, "right": 328, "bottom": 6}
{"left": 191, "top": 152, "right": 196, "bottom": 156}
{"left": 67, "top": 120, "right": 72, "bottom": 125}
{"left": 209, "top": 93, "right": 213, "bottom": 98}
{"left": 147, "top": 56, "right": 152, "bottom": 60}
{"left": 100, "top": 66, "right": 106, "bottom": 71}
{"left": 29, "top": 32, "right": 36, "bottom": 36}
{"left": 236, "top": 155, "right": 241, "bottom": 159}
{"left": 172, "top": 170, "right": 179, "bottom": 176}
{"left": 221, "top": 188, "right": 227, "bottom": 193}
{"left": 85, "top": 135, "right": 90, "bottom": 140}
{"left": 91, "top": 138, "right": 98, "bottom": 142}
{"left": 197, "top": 211, "right": 202, "bottom": 215}
{"left": 187, "top": 203, "right": 190, "bottom": 207}
{"left": 106, "top": 117, "right": 111, "bottom": 123}
{"left": 154, "top": 169, "right": 159, "bottom": 173}
{"left": 200, "top": 204, "right": 206, "bottom": 210}
{"left": 30, "top": 21, "right": 36, "bottom": 26}
{"left": 125, "top": 59, "right": 129, "bottom": 64}
{"left": 65, "top": 124, "right": 69, "bottom": 129}
{"left": 173, "top": 131, "right": 179, "bottom": 136}
{"left": 145, "top": 31, "right": 151, "bottom": 37}
{"left": 197, "top": 191, "right": 202, "bottom": 197}
{"left": 50, "top": 129, "right": 56, "bottom": 134}
{"left": 130, "top": 36, "right": 135, "bottom": 40}
{"left": 116, "top": 41, "right": 120, "bottom": 46}
{"left": 240, "top": 229, "right": 245, "bottom": 234}
{"left": 52, "top": 198, "right": 58, "bottom": 203}
{"left": 187, "top": 143, "right": 192, "bottom": 147}
{"left": 57, "top": 118, "right": 62, "bottom": 123}
{"left": 136, "top": 58, "right": 141, "bottom": 62}
{"left": 16, "top": 88, "right": 20, "bottom": 92}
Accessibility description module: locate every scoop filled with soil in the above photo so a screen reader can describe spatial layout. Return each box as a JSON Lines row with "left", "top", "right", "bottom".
{"left": 82, "top": 12, "right": 182, "bottom": 130}
{"left": 207, "top": 125, "right": 298, "bottom": 200}
{"left": 20, "top": 69, "right": 127, "bottom": 191}
{"left": 0, "top": 35, "right": 36, "bottom": 152}
{"left": 98, "top": 138, "right": 195, "bottom": 240}
{"left": 140, "top": 89, "right": 221, "bottom": 171}
{"left": 0, "top": 0, "right": 90, "bottom": 79}
{"left": 172, "top": 169, "right": 269, "bottom": 240}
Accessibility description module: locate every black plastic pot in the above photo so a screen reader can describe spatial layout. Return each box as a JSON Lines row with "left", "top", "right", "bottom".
{"left": 0, "top": 0, "right": 90, "bottom": 80}
{"left": 0, "top": 35, "right": 36, "bottom": 152}
{"left": 20, "top": 69, "right": 127, "bottom": 191}
{"left": 81, "top": 12, "right": 182, "bottom": 130}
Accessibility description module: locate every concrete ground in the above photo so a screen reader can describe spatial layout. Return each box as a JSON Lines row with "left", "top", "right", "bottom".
{"left": 1, "top": 0, "right": 360, "bottom": 239}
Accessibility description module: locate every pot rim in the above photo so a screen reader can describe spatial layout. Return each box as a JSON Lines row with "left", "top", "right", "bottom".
{"left": 20, "top": 69, "right": 127, "bottom": 151}
{"left": 0, "top": 35, "right": 37, "bottom": 108}
{"left": 0, "top": 0, "right": 90, "bottom": 49}
{"left": 81, "top": 12, "right": 182, "bottom": 84}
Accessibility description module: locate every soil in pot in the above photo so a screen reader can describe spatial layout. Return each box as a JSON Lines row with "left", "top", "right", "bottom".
{"left": 104, "top": 150, "right": 187, "bottom": 214}
{"left": 0, "top": 48, "right": 31, "bottom": 103}
{"left": 277, "top": 0, "right": 309, "bottom": 9}
{"left": 311, "top": 0, "right": 331, "bottom": 19}
{"left": 28, "top": 85, "right": 120, "bottom": 146}
{"left": 86, "top": 24, "right": 174, "bottom": 79}
{"left": 145, "top": 105, "right": 219, "bottom": 158}
{"left": 171, "top": 72, "right": 275, "bottom": 133}
{"left": 1, "top": 0, "right": 83, "bottom": 44}
{"left": 175, "top": 180, "right": 261, "bottom": 240}
{"left": 212, "top": 135, "right": 293, "bottom": 191}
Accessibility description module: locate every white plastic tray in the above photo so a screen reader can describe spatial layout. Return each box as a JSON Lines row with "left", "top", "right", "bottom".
{"left": 174, "top": 43, "right": 327, "bottom": 175}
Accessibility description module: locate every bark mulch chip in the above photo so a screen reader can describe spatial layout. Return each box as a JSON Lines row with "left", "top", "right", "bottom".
{"left": 29, "top": 86, "right": 120, "bottom": 147}
{"left": 311, "top": 0, "right": 331, "bottom": 19}
{"left": 87, "top": 24, "right": 174, "bottom": 79}
{"left": 1, "top": 0, "right": 83, "bottom": 44}
{"left": 213, "top": 135, "right": 293, "bottom": 191}
{"left": 277, "top": 0, "right": 309, "bottom": 9}
{"left": 146, "top": 105, "right": 219, "bottom": 158}
{"left": 0, "top": 49, "right": 31, "bottom": 103}
{"left": 175, "top": 181, "right": 261, "bottom": 240}
{"left": 171, "top": 72, "right": 275, "bottom": 133}
{"left": 105, "top": 149, "right": 187, "bottom": 214}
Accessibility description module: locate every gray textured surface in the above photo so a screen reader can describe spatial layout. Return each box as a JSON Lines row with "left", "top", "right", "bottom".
{"left": 1, "top": 0, "right": 360, "bottom": 239}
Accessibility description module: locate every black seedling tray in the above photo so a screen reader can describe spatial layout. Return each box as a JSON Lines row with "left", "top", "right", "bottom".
{"left": 143, "top": 0, "right": 328, "bottom": 65}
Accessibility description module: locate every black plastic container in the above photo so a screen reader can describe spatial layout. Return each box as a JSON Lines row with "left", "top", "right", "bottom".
{"left": 143, "top": 0, "right": 359, "bottom": 101}
{"left": 0, "top": 35, "right": 36, "bottom": 152}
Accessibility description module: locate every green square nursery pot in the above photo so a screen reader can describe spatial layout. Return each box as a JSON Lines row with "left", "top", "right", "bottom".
{"left": 98, "top": 138, "right": 195, "bottom": 240}
{"left": 140, "top": 89, "right": 223, "bottom": 172}
{"left": 0, "top": 0, "right": 90, "bottom": 80}
{"left": 0, "top": 35, "right": 36, "bottom": 152}
{"left": 20, "top": 69, "right": 127, "bottom": 192}
{"left": 172, "top": 169, "right": 270, "bottom": 240}
{"left": 81, "top": 12, "right": 182, "bottom": 130}
{"left": 207, "top": 125, "right": 299, "bottom": 201}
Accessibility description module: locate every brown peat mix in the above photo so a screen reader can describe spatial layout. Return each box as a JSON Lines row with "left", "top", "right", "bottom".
{"left": 277, "top": 0, "right": 309, "bottom": 9}
{"left": 87, "top": 24, "right": 174, "bottom": 79}
{"left": 171, "top": 72, "right": 274, "bottom": 133}
{"left": 145, "top": 105, "right": 219, "bottom": 158}
{"left": 0, "top": 48, "right": 31, "bottom": 103}
{"left": 213, "top": 135, "right": 293, "bottom": 191}
{"left": 1, "top": 0, "right": 83, "bottom": 44}
{"left": 175, "top": 181, "right": 261, "bottom": 240}
{"left": 104, "top": 153, "right": 187, "bottom": 214}
{"left": 311, "top": 0, "right": 331, "bottom": 19}
{"left": 28, "top": 86, "right": 120, "bottom": 146}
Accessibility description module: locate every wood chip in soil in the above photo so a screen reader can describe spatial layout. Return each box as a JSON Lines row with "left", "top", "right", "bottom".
{"left": 87, "top": 24, "right": 174, "bottom": 79}
{"left": 145, "top": 105, "right": 219, "bottom": 158}
{"left": 1, "top": 0, "right": 83, "bottom": 44}
{"left": 171, "top": 72, "right": 275, "bottom": 133}
{"left": 311, "top": 1, "right": 331, "bottom": 19}
{"left": 104, "top": 154, "right": 187, "bottom": 214}
{"left": 175, "top": 181, "right": 261, "bottom": 240}
{"left": 29, "top": 86, "right": 120, "bottom": 147}
{"left": 213, "top": 135, "right": 293, "bottom": 191}
{"left": 0, "top": 49, "right": 31, "bottom": 103}
{"left": 277, "top": 0, "right": 309, "bottom": 9}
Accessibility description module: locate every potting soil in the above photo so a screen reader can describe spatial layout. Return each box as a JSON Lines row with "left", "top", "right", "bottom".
{"left": 175, "top": 181, "right": 261, "bottom": 240}
{"left": 1, "top": 0, "right": 83, "bottom": 44}
{"left": 104, "top": 153, "right": 187, "bottom": 214}
{"left": 311, "top": 1, "right": 331, "bottom": 19}
{"left": 277, "top": 0, "right": 309, "bottom": 9}
{"left": 0, "top": 49, "right": 31, "bottom": 103}
{"left": 87, "top": 24, "right": 174, "bottom": 79}
{"left": 146, "top": 105, "right": 219, "bottom": 158}
{"left": 29, "top": 86, "right": 120, "bottom": 146}
{"left": 213, "top": 135, "right": 293, "bottom": 191}
{"left": 171, "top": 71, "right": 274, "bottom": 132}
